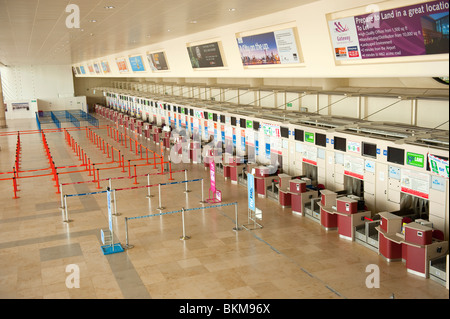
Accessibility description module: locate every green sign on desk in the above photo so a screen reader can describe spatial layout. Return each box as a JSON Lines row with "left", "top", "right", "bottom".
{"left": 305, "top": 132, "right": 314, "bottom": 143}
{"left": 406, "top": 152, "right": 424, "bottom": 168}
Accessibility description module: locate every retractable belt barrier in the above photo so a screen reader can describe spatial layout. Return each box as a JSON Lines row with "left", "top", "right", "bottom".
{"left": 123, "top": 202, "right": 242, "bottom": 248}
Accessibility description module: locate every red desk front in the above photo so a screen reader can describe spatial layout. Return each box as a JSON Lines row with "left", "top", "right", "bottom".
{"left": 291, "top": 191, "right": 316, "bottom": 216}
{"left": 279, "top": 190, "right": 291, "bottom": 208}
{"left": 320, "top": 206, "right": 338, "bottom": 230}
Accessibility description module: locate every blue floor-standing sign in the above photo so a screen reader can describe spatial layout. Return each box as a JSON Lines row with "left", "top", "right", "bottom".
{"left": 101, "top": 188, "right": 124, "bottom": 255}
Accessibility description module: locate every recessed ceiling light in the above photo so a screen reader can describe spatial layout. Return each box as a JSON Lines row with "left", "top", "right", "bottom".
{"left": 89, "top": 19, "right": 97, "bottom": 23}
{"left": 228, "top": 8, "right": 236, "bottom": 12}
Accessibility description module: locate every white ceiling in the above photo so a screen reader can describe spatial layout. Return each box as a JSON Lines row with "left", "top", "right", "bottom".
{"left": 0, "top": 0, "right": 318, "bottom": 66}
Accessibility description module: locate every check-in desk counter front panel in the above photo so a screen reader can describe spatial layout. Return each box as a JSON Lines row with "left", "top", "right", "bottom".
{"left": 289, "top": 180, "right": 316, "bottom": 216}
{"left": 318, "top": 190, "right": 339, "bottom": 230}
{"left": 227, "top": 156, "right": 244, "bottom": 184}
{"left": 153, "top": 127, "right": 161, "bottom": 144}
{"left": 403, "top": 223, "right": 448, "bottom": 278}
{"left": 136, "top": 120, "right": 143, "bottom": 135}
{"left": 254, "top": 166, "right": 277, "bottom": 198}
{"left": 278, "top": 174, "right": 293, "bottom": 208}
{"left": 334, "top": 197, "right": 371, "bottom": 241}
{"left": 376, "top": 212, "right": 404, "bottom": 262}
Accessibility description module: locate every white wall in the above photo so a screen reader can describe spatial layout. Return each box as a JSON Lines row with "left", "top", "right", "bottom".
{"left": 1, "top": 65, "right": 74, "bottom": 101}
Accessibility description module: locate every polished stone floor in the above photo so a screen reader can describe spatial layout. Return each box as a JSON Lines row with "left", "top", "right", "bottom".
{"left": 0, "top": 116, "right": 448, "bottom": 299}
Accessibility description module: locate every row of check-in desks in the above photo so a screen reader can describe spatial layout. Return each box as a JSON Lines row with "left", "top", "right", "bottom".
{"left": 208, "top": 155, "right": 448, "bottom": 285}
{"left": 97, "top": 105, "right": 448, "bottom": 286}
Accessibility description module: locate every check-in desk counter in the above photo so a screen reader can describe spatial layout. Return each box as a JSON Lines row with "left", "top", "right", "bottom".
{"left": 376, "top": 212, "right": 405, "bottom": 262}
{"left": 334, "top": 197, "right": 371, "bottom": 241}
{"left": 254, "top": 166, "right": 278, "bottom": 198}
{"left": 136, "top": 120, "right": 143, "bottom": 135}
{"left": 113, "top": 111, "right": 118, "bottom": 123}
{"left": 403, "top": 223, "right": 448, "bottom": 278}
{"left": 123, "top": 115, "right": 130, "bottom": 130}
{"left": 161, "top": 130, "right": 171, "bottom": 150}
{"left": 153, "top": 127, "right": 161, "bottom": 144}
{"left": 143, "top": 123, "right": 151, "bottom": 140}
{"left": 129, "top": 117, "right": 136, "bottom": 132}
{"left": 277, "top": 174, "right": 293, "bottom": 208}
{"left": 117, "top": 113, "right": 124, "bottom": 126}
{"left": 317, "top": 190, "right": 339, "bottom": 230}
{"left": 239, "top": 163, "right": 257, "bottom": 187}
{"left": 290, "top": 179, "right": 319, "bottom": 217}
{"left": 230, "top": 157, "right": 245, "bottom": 185}
{"left": 190, "top": 141, "right": 202, "bottom": 163}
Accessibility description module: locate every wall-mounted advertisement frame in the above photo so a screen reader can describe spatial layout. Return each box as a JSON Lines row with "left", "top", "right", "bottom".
{"left": 129, "top": 55, "right": 146, "bottom": 72}
{"left": 147, "top": 51, "right": 169, "bottom": 71}
{"left": 236, "top": 25, "right": 303, "bottom": 67}
{"left": 93, "top": 62, "right": 102, "bottom": 74}
{"left": 101, "top": 61, "right": 111, "bottom": 74}
{"left": 326, "top": 0, "right": 449, "bottom": 65}
{"left": 116, "top": 57, "right": 129, "bottom": 73}
{"left": 186, "top": 40, "right": 226, "bottom": 69}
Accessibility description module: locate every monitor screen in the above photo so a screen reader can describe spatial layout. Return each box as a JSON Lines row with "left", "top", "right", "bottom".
{"left": 280, "top": 126, "right": 289, "bottom": 138}
{"left": 220, "top": 115, "right": 225, "bottom": 123}
{"left": 231, "top": 117, "right": 237, "bottom": 126}
{"left": 315, "top": 133, "right": 326, "bottom": 147}
{"left": 362, "top": 142, "right": 377, "bottom": 158}
{"left": 253, "top": 121, "right": 260, "bottom": 131}
{"left": 178, "top": 106, "right": 182, "bottom": 113}
{"left": 190, "top": 109, "right": 194, "bottom": 116}
{"left": 204, "top": 111, "right": 208, "bottom": 119}
{"left": 387, "top": 147, "right": 405, "bottom": 165}
{"left": 213, "top": 113, "right": 218, "bottom": 122}
{"left": 334, "top": 137, "right": 346, "bottom": 152}
{"left": 294, "top": 129, "right": 304, "bottom": 141}
{"left": 240, "top": 118, "right": 246, "bottom": 128}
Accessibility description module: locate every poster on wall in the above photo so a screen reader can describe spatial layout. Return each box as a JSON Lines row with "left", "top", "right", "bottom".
{"left": 428, "top": 154, "right": 449, "bottom": 178}
{"left": 328, "top": 0, "right": 449, "bottom": 62}
{"left": 344, "top": 155, "right": 365, "bottom": 179}
{"left": 129, "top": 55, "right": 146, "bottom": 72}
{"left": 401, "top": 168, "right": 430, "bottom": 199}
{"left": 87, "top": 64, "right": 95, "bottom": 74}
{"left": 187, "top": 42, "right": 224, "bottom": 68}
{"left": 116, "top": 58, "right": 129, "bottom": 73}
{"left": 101, "top": 61, "right": 111, "bottom": 73}
{"left": 79, "top": 66, "right": 86, "bottom": 74}
{"left": 147, "top": 51, "right": 169, "bottom": 71}
{"left": 93, "top": 63, "right": 101, "bottom": 74}
{"left": 236, "top": 28, "right": 301, "bottom": 65}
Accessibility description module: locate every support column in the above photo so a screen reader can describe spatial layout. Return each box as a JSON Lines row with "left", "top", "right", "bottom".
{"left": 0, "top": 70, "right": 7, "bottom": 128}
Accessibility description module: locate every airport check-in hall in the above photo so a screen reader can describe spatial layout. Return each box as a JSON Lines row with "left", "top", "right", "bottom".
{"left": 0, "top": 0, "right": 449, "bottom": 302}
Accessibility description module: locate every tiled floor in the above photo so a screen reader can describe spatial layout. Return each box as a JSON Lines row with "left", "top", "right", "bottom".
{"left": 0, "top": 116, "right": 448, "bottom": 299}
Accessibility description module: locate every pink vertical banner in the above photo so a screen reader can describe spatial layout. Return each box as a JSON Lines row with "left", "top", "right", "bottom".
{"left": 209, "top": 151, "right": 216, "bottom": 193}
